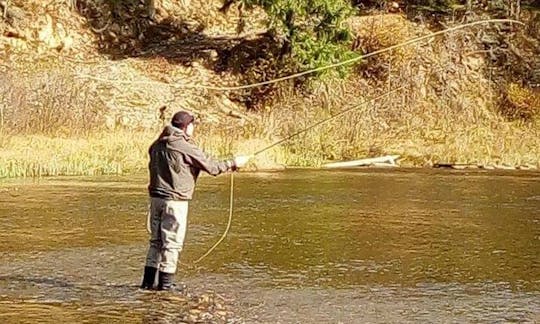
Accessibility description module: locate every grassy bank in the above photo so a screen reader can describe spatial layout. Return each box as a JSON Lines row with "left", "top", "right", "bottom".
{"left": 0, "top": 113, "right": 538, "bottom": 179}
{"left": 0, "top": 128, "right": 290, "bottom": 178}
{"left": 0, "top": 131, "right": 152, "bottom": 178}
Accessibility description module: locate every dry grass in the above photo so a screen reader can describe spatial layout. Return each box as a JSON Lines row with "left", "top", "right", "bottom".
{"left": 237, "top": 15, "right": 540, "bottom": 169}
{"left": 242, "top": 95, "right": 540, "bottom": 168}
{"left": 0, "top": 110, "right": 538, "bottom": 179}
{"left": 1, "top": 64, "right": 105, "bottom": 135}
{"left": 347, "top": 14, "right": 425, "bottom": 65}
{"left": 0, "top": 127, "right": 288, "bottom": 178}
{"left": 0, "top": 130, "right": 152, "bottom": 178}
{"left": 503, "top": 83, "right": 540, "bottom": 120}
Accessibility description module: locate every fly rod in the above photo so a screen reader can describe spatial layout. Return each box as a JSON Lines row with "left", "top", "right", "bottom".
{"left": 192, "top": 86, "right": 405, "bottom": 264}
{"left": 251, "top": 86, "right": 405, "bottom": 157}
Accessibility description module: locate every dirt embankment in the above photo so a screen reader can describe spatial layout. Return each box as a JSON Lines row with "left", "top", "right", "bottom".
{"left": 0, "top": 0, "right": 539, "bottom": 175}
{"left": 1, "top": 0, "right": 271, "bottom": 131}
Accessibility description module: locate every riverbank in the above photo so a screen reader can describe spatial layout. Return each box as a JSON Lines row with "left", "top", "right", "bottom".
{"left": 1, "top": 1, "right": 539, "bottom": 179}
{"left": 0, "top": 117, "right": 538, "bottom": 178}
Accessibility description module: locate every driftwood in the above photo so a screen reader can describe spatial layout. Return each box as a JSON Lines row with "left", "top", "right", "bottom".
{"left": 323, "top": 155, "right": 400, "bottom": 168}
{"left": 433, "top": 163, "right": 537, "bottom": 170}
{"left": 3, "top": 1, "right": 8, "bottom": 20}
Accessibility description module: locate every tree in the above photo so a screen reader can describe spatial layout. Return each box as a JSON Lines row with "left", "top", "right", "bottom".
{"left": 224, "top": 0, "right": 358, "bottom": 76}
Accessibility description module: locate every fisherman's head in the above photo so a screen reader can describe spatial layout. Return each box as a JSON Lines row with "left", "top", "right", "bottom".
{"left": 171, "top": 111, "right": 197, "bottom": 136}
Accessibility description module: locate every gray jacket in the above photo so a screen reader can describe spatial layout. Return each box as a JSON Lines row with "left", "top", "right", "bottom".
{"left": 148, "top": 125, "right": 234, "bottom": 200}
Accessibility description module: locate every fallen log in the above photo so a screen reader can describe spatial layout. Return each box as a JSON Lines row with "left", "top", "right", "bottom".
{"left": 323, "top": 155, "right": 400, "bottom": 168}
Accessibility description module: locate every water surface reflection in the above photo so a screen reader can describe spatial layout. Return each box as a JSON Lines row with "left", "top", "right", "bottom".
{"left": 0, "top": 169, "right": 538, "bottom": 322}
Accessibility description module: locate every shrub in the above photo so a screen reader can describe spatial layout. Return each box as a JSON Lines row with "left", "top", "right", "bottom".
{"left": 229, "top": 0, "right": 359, "bottom": 76}
{"left": 503, "top": 83, "right": 540, "bottom": 120}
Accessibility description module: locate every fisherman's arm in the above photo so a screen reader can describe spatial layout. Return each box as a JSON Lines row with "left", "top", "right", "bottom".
{"left": 185, "top": 144, "right": 251, "bottom": 175}
{"left": 184, "top": 144, "right": 237, "bottom": 176}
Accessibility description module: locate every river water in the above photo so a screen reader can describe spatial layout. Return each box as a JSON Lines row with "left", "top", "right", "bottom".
{"left": 0, "top": 169, "right": 538, "bottom": 323}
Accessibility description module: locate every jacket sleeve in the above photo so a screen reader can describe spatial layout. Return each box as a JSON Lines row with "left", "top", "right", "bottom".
{"left": 184, "top": 143, "right": 235, "bottom": 176}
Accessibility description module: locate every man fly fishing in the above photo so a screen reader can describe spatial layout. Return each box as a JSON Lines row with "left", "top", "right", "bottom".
{"left": 140, "top": 110, "right": 250, "bottom": 291}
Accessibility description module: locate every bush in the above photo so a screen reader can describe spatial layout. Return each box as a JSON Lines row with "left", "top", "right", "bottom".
{"left": 502, "top": 83, "right": 540, "bottom": 120}
{"left": 231, "top": 0, "right": 359, "bottom": 76}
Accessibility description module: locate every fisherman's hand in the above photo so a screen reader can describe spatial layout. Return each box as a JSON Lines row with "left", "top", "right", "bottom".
{"left": 233, "top": 155, "right": 251, "bottom": 168}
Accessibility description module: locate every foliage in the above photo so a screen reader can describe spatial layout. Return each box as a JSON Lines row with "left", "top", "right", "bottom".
{"left": 229, "top": 0, "right": 359, "bottom": 76}
{"left": 503, "top": 83, "right": 540, "bottom": 120}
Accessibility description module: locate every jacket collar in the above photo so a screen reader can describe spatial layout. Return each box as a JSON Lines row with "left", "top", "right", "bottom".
{"left": 159, "top": 125, "right": 191, "bottom": 142}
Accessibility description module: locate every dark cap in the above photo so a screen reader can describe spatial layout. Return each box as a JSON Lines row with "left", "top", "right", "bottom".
{"left": 171, "top": 111, "right": 197, "bottom": 130}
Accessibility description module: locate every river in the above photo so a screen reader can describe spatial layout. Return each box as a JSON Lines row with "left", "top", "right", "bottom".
{"left": 0, "top": 169, "right": 539, "bottom": 323}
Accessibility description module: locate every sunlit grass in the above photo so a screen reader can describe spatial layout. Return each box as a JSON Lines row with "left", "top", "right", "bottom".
{"left": 0, "top": 128, "right": 289, "bottom": 178}
{"left": 0, "top": 114, "right": 538, "bottom": 179}
{"left": 0, "top": 131, "right": 153, "bottom": 178}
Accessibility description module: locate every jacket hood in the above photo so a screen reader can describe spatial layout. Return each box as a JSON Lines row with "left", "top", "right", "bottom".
{"left": 158, "top": 125, "right": 190, "bottom": 143}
